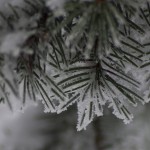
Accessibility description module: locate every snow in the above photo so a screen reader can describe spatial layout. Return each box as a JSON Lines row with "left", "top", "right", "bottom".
{"left": 0, "top": 31, "right": 33, "bottom": 56}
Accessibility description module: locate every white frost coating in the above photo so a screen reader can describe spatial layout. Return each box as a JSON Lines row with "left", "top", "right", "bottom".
{"left": 76, "top": 90, "right": 104, "bottom": 131}
{"left": 0, "top": 0, "right": 149, "bottom": 132}
{"left": 143, "top": 90, "right": 150, "bottom": 103}
{"left": 57, "top": 93, "right": 78, "bottom": 114}
{"left": 77, "top": 100, "right": 94, "bottom": 131}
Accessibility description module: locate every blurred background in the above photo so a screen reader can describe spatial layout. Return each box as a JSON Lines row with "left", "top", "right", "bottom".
{"left": 0, "top": 101, "right": 150, "bottom": 150}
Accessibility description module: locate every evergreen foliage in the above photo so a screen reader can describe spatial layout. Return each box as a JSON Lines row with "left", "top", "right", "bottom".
{"left": 0, "top": 0, "right": 150, "bottom": 130}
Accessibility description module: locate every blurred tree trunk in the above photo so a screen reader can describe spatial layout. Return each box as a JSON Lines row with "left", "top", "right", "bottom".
{"left": 93, "top": 118, "right": 103, "bottom": 150}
